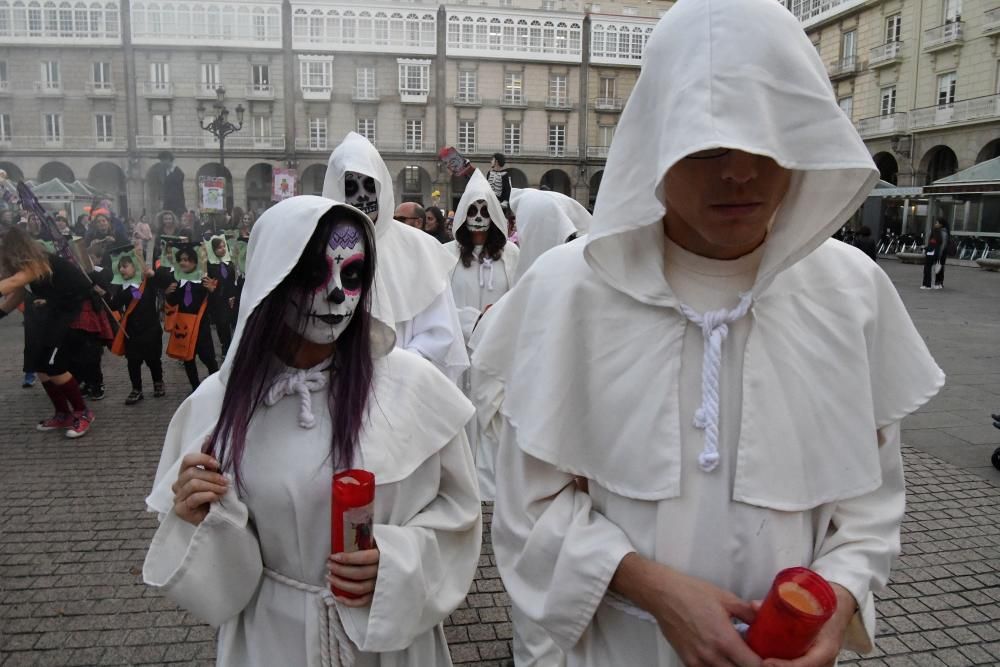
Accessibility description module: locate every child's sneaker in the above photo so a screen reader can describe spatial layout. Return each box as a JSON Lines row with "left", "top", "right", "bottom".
{"left": 37, "top": 413, "right": 74, "bottom": 431}
{"left": 66, "top": 410, "right": 95, "bottom": 439}
{"left": 153, "top": 382, "right": 166, "bottom": 398}
{"left": 22, "top": 372, "right": 36, "bottom": 388}
{"left": 89, "top": 385, "right": 106, "bottom": 401}
{"left": 125, "top": 390, "right": 144, "bottom": 406}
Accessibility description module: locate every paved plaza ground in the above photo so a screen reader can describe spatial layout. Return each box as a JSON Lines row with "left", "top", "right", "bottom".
{"left": 1, "top": 258, "right": 999, "bottom": 666}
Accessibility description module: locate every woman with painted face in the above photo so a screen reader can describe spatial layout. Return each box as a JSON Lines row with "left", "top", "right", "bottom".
{"left": 144, "top": 196, "right": 482, "bottom": 666}
{"left": 164, "top": 243, "right": 220, "bottom": 391}
{"left": 445, "top": 169, "right": 519, "bottom": 344}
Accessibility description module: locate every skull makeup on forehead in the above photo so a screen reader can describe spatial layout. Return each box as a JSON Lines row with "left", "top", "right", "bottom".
{"left": 465, "top": 199, "right": 492, "bottom": 233}
{"left": 284, "top": 222, "right": 366, "bottom": 345}
{"left": 344, "top": 171, "right": 379, "bottom": 223}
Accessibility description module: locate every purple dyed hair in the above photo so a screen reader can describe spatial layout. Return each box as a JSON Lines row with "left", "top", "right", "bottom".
{"left": 203, "top": 210, "right": 377, "bottom": 488}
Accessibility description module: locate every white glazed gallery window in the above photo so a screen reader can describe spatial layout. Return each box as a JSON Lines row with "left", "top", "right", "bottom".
{"left": 504, "top": 71, "right": 523, "bottom": 104}
{"left": 309, "top": 117, "right": 328, "bottom": 150}
{"left": 43, "top": 113, "right": 62, "bottom": 144}
{"left": 548, "top": 122, "right": 566, "bottom": 157}
{"left": 837, "top": 95, "right": 853, "bottom": 119}
{"left": 95, "top": 113, "right": 113, "bottom": 144}
{"left": 880, "top": 86, "right": 896, "bottom": 117}
{"left": 0, "top": 114, "right": 11, "bottom": 142}
{"left": 885, "top": 14, "right": 901, "bottom": 43}
{"left": 458, "top": 70, "right": 477, "bottom": 103}
{"left": 301, "top": 59, "right": 333, "bottom": 93}
{"left": 503, "top": 121, "right": 521, "bottom": 155}
{"left": 151, "top": 114, "right": 171, "bottom": 142}
{"left": 405, "top": 119, "right": 423, "bottom": 152}
{"left": 937, "top": 72, "right": 956, "bottom": 106}
{"left": 356, "top": 67, "right": 376, "bottom": 99}
{"left": 93, "top": 62, "right": 112, "bottom": 90}
{"left": 398, "top": 62, "right": 429, "bottom": 95}
{"left": 458, "top": 120, "right": 476, "bottom": 153}
{"left": 357, "top": 118, "right": 376, "bottom": 144}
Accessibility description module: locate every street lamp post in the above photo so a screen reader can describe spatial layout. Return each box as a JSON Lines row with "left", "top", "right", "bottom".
{"left": 197, "top": 86, "right": 245, "bottom": 208}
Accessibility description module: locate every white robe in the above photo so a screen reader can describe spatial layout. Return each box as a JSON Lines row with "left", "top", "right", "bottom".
{"left": 144, "top": 349, "right": 482, "bottom": 667}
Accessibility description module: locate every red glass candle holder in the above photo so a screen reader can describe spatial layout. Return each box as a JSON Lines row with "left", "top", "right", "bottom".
{"left": 331, "top": 469, "right": 376, "bottom": 598}
{"left": 745, "top": 567, "right": 837, "bottom": 660}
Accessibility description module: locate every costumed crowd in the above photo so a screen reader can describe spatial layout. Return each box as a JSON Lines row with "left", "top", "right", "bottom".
{"left": 0, "top": 1, "right": 951, "bottom": 665}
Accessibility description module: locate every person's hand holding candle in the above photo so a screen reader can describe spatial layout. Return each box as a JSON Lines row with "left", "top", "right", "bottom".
{"left": 757, "top": 583, "right": 857, "bottom": 667}
{"left": 326, "top": 548, "right": 380, "bottom": 607}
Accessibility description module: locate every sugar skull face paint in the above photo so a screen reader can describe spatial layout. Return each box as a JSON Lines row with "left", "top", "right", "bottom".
{"left": 466, "top": 199, "right": 491, "bottom": 233}
{"left": 344, "top": 171, "right": 379, "bottom": 223}
{"left": 285, "top": 222, "right": 366, "bottom": 345}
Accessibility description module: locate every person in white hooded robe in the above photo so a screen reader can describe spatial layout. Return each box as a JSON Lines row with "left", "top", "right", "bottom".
{"left": 323, "top": 132, "right": 469, "bottom": 383}
{"left": 472, "top": 1, "right": 945, "bottom": 666}
{"left": 469, "top": 187, "right": 592, "bottom": 665}
{"left": 445, "top": 169, "right": 519, "bottom": 343}
{"left": 143, "top": 196, "right": 482, "bottom": 667}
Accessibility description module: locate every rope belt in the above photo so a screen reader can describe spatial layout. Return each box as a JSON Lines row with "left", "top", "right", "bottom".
{"left": 263, "top": 567, "right": 356, "bottom": 667}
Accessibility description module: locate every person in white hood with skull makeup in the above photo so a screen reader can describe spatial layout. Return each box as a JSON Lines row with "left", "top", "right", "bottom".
{"left": 143, "top": 196, "right": 482, "bottom": 667}
{"left": 323, "top": 133, "right": 469, "bottom": 383}
{"left": 445, "top": 169, "right": 519, "bottom": 343}
{"left": 474, "top": 0, "right": 945, "bottom": 666}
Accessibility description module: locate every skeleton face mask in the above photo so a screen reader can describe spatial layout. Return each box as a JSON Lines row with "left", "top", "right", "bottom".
{"left": 285, "top": 222, "right": 366, "bottom": 345}
{"left": 344, "top": 171, "right": 379, "bottom": 223}
{"left": 465, "top": 199, "right": 492, "bottom": 233}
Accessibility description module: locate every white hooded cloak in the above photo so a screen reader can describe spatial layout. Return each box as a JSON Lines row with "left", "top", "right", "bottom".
{"left": 472, "top": 0, "right": 945, "bottom": 665}
{"left": 508, "top": 188, "right": 591, "bottom": 286}
{"left": 444, "top": 169, "right": 520, "bottom": 342}
{"left": 323, "top": 132, "right": 469, "bottom": 382}
{"left": 143, "top": 196, "right": 482, "bottom": 667}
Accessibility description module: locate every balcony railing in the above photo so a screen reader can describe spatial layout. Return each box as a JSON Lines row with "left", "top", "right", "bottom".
{"left": 910, "top": 94, "right": 1000, "bottom": 131}
{"left": 869, "top": 41, "right": 903, "bottom": 68}
{"left": 86, "top": 81, "right": 116, "bottom": 96}
{"left": 142, "top": 81, "right": 174, "bottom": 97}
{"left": 2, "top": 135, "right": 115, "bottom": 150}
{"left": 501, "top": 95, "right": 526, "bottom": 107}
{"left": 295, "top": 137, "right": 329, "bottom": 151}
{"left": 461, "top": 144, "right": 580, "bottom": 158}
{"left": 546, "top": 96, "right": 572, "bottom": 110}
{"left": 924, "top": 21, "right": 964, "bottom": 51}
{"left": 301, "top": 85, "right": 332, "bottom": 101}
{"left": 587, "top": 146, "right": 610, "bottom": 158}
{"left": 0, "top": 81, "right": 10, "bottom": 94}
{"left": 196, "top": 83, "right": 223, "bottom": 99}
{"left": 828, "top": 55, "right": 860, "bottom": 79}
{"left": 400, "top": 89, "right": 429, "bottom": 104}
{"left": 984, "top": 7, "right": 1000, "bottom": 34}
{"left": 454, "top": 94, "right": 482, "bottom": 106}
{"left": 34, "top": 81, "right": 63, "bottom": 95}
{"left": 246, "top": 84, "right": 275, "bottom": 99}
{"left": 856, "top": 113, "right": 908, "bottom": 138}
{"left": 136, "top": 135, "right": 286, "bottom": 150}
{"left": 594, "top": 97, "right": 624, "bottom": 112}
{"left": 352, "top": 88, "right": 380, "bottom": 102}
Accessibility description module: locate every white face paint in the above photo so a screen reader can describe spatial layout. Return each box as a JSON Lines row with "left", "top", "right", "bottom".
{"left": 285, "top": 222, "right": 366, "bottom": 345}
{"left": 344, "top": 171, "right": 379, "bottom": 223}
{"left": 465, "top": 199, "right": 492, "bottom": 233}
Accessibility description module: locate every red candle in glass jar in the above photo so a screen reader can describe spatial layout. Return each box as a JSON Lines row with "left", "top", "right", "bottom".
{"left": 745, "top": 567, "right": 837, "bottom": 660}
{"left": 331, "top": 469, "right": 376, "bottom": 599}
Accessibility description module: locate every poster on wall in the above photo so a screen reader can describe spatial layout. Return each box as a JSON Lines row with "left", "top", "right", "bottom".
{"left": 200, "top": 176, "right": 226, "bottom": 211}
{"left": 273, "top": 168, "right": 297, "bottom": 201}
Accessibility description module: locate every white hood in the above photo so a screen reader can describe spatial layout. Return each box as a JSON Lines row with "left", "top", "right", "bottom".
{"left": 509, "top": 188, "right": 591, "bottom": 285}
{"left": 322, "top": 132, "right": 396, "bottom": 240}
{"left": 453, "top": 170, "right": 508, "bottom": 238}
{"left": 586, "top": 0, "right": 878, "bottom": 304}
{"left": 220, "top": 196, "right": 394, "bottom": 384}
{"left": 322, "top": 133, "right": 458, "bottom": 330}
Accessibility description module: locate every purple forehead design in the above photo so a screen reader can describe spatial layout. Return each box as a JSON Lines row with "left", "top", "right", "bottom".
{"left": 329, "top": 225, "right": 363, "bottom": 250}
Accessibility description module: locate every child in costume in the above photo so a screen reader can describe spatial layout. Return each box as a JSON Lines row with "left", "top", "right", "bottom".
{"left": 205, "top": 235, "right": 237, "bottom": 357}
{"left": 109, "top": 248, "right": 172, "bottom": 405}
{"left": 164, "top": 242, "right": 219, "bottom": 391}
